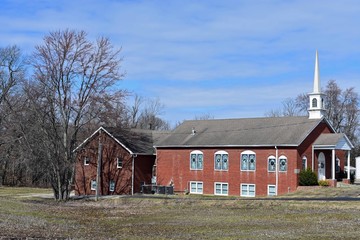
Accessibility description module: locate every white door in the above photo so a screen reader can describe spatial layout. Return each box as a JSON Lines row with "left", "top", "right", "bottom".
{"left": 318, "top": 152, "right": 326, "bottom": 180}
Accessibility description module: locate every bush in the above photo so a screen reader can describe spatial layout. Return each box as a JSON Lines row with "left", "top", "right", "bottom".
{"left": 299, "top": 168, "right": 318, "bottom": 186}
{"left": 318, "top": 180, "right": 329, "bottom": 186}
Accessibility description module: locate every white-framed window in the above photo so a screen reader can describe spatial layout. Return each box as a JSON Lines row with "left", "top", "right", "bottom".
{"left": 84, "top": 157, "right": 90, "bottom": 165}
{"left": 268, "top": 155, "right": 276, "bottom": 172}
{"left": 117, "top": 157, "right": 123, "bottom": 169}
{"left": 190, "top": 181, "right": 203, "bottom": 194}
{"left": 109, "top": 180, "right": 115, "bottom": 192}
{"left": 190, "top": 150, "right": 203, "bottom": 170}
{"left": 214, "top": 182, "right": 228, "bottom": 196}
{"left": 312, "top": 98, "right": 317, "bottom": 108}
{"left": 241, "top": 150, "right": 256, "bottom": 171}
{"left": 302, "top": 156, "right": 307, "bottom": 170}
{"left": 268, "top": 185, "right": 277, "bottom": 196}
{"left": 279, "top": 155, "right": 287, "bottom": 172}
{"left": 214, "top": 151, "right": 228, "bottom": 171}
{"left": 241, "top": 184, "right": 255, "bottom": 197}
{"left": 91, "top": 180, "right": 97, "bottom": 191}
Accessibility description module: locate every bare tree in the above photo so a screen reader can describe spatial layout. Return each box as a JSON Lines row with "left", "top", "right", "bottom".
{"left": 0, "top": 45, "right": 25, "bottom": 186}
{"left": 29, "top": 29, "right": 124, "bottom": 200}
{"left": 137, "top": 97, "right": 170, "bottom": 130}
{"left": 129, "top": 94, "right": 144, "bottom": 128}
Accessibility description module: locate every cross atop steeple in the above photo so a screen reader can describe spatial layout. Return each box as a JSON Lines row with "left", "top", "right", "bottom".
{"left": 308, "top": 50, "right": 326, "bottom": 119}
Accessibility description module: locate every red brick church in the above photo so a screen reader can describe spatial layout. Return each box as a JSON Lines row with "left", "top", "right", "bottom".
{"left": 74, "top": 52, "right": 353, "bottom": 197}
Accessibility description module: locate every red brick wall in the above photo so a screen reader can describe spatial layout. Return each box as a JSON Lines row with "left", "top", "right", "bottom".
{"left": 74, "top": 131, "right": 155, "bottom": 196}
{"left": 156, "top": 147, "right": 299, "bottom": 196}
{"left": 156, "top": 120, "right": 341, "bottom": 197}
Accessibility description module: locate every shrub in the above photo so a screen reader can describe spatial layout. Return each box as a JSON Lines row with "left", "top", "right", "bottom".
{"left": 299, "top": 168, "right": 318, "bottom": 186}
{"left": 318, "top": 180, "right": 329, "bottom": 186}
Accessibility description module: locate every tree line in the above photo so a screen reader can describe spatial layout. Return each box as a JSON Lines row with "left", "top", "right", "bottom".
{"left": 0, "top": 30, "right": 169, "bottom": 199}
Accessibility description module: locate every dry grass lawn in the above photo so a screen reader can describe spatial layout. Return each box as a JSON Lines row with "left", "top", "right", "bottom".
{"left": 1, "top": 186, "right": 360, "bottom": 239}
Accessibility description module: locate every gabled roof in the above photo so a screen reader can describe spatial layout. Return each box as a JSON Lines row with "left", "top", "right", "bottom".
{"left": 313, "top": 133, "right": 354, "bottom": 150}
{"left": 155, "top": 116, "right": 331, "bottom": 148}
{"left": 75, "top": 126, "right": 170, "bottom": 155}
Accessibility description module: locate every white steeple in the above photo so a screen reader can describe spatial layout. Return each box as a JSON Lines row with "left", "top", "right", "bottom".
{"left": 308, "top": 50, "right": 326, "bottom": 119}
{"left": 313, "top": 50, "right": 320, "bottom": 93}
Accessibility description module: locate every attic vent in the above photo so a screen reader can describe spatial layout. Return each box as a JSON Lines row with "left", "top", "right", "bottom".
{"left": 191, "top": 127, "right": 196, "bottom": 135}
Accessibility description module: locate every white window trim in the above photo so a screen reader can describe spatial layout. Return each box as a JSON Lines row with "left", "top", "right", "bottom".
{"left": 189, "top": 181, "right": 203, "bottom": 194}
{"left": 214, "top": 182, "right": 228, "bottom": 196}
{"left": 90, "top": 180, "right": 97, "bottom": 191}
{"left": 190, "top": 150, "right": 204, "bottom": 170}
{"left": 214, "top": 150, "right": 229, "bottom": 171}
{"left": 279, "top": 155, "right": 287, "bottom": 172}
{"left": 84, "top": 157, "right": 90, "bottom": 166}
{"left": 241, "top": 150, "right": 256, "bottom": 171}
{"left": 268, "top": 185, "right": 277, "bottom": 196}
{"left": 240, "top": 183, "right": 256, "bottom": 197}
{"left": 268, "top": 155, "right": 276, "bottom": 172}
{"left": 117, "top": 157, "right": 123, "bottom": 169}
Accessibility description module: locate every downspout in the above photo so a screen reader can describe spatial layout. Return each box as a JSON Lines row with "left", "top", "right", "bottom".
{"left": 131, "top": 153, "right": 137, "bottom": 195}
{"left": 275, "top": 146, "right": 278, "bottom": 196}
{"left": 312, "top": 145, "right": 314, "bottom": 171}
{"left": 96, "top": 130, "right": 103, "bottom": 201}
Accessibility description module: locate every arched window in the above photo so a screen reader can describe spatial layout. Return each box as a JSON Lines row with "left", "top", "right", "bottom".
{"left": 214, "top": 151, "right": 228, "bottom": 171}
{"left": 279, "top": 155, "right": 287, "bottom": 172}
{"left": 241, "top": 150, "right": 256, "bottom": 171}
{"left": 268, "top": 155, "right": 276, "bottom": 172}
{"left": 190, "top": 150, "right": 203, "bottom": 170}
{"left": 312, "top": 98, "right": 317, "bottom": 108}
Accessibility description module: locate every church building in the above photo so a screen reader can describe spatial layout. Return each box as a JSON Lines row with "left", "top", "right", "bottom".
{"left": 74, "top": 51, "right": 354, "bottom": 197}
{"left": 154, "top": 51, "right": 354, "bottom": 196}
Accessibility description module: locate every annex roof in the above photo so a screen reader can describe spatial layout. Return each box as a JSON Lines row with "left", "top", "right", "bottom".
{"left": 75, "top": 126, "right": 170, "bottom": 155}
{"left": 155, "top": 116, "right": 330, "bottom": 148}
{"left": 313, "top": 133, "right": 354, "bottom": 150}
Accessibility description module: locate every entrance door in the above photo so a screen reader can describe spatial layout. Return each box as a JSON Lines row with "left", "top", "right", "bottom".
{"left": 318, "top": 152, "right": 326, "bottom": 180}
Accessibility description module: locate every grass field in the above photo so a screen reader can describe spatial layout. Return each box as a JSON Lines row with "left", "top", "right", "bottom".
{"left": 1, "top": 186, "right": 360, "bottom": 239}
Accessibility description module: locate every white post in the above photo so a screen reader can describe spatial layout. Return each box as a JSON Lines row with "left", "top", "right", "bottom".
{"left": 347, "top": 151, "right": 351, "bottom": 180}
{"left": 332, "top": 149, "right": 335, "bottom": 180}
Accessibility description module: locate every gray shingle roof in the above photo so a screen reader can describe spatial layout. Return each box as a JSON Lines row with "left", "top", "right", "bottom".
{"left": 155, "top": 116, "right": 326, "bottom": 147}
{"left": 104, "top": 127, "right": 170, "bottom": 154}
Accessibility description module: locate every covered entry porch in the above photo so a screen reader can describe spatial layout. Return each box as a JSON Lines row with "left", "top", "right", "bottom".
{"left": 312, "top": 133, "right": 354, "bottom": 186}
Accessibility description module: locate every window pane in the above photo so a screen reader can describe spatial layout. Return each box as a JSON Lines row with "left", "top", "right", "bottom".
{"left": 249, "top": 185, "right": 255, "bottom": 196}
{"left": 302, "top": 158, "right": 307, "bottom": 170}
{"left": 268, "top": 186, "right": 276, "bottom": 196}
{"left": 222, "top": 184, "right": 228, "bottom": 194}
{"left": 268, "top": 158, "right": 276, "bottom": 171}
{"left": 197, "top": 154, "right": 203, "bottom": 169}
{"left": 215, "top": 183, "right": 221, "bottom": 194}
{"left": 197, "top": 183, "right": 203, "bottom": 193}
{"left": 215, "top": 154, "right": 221, "bottom": 170}
{"left": 280, "top": 159, "right": 287, "bottom": 171}
{"left": 191, "top": 154, "right": 197, "bottom": 169}
{"left": 241, "top": 154, "right": 248, "bottom": 170}
{"left": 222, "top": 154, "right": 228, "bottom": 170}
{"left": 110, "top": 180, "right": 115, "bottom": 192}
{"left": 249, "top": 154, "right": 256, "bottom": 170}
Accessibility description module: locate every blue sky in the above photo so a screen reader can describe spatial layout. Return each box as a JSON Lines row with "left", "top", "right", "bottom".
{"left": 1, "top": 0, "right": 360, "bottom": 126}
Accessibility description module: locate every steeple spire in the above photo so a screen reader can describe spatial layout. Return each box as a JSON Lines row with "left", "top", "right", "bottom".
{"left": 313, "top": 50, "right": 320, "bottom": 93}
{"left": 308, "top": 50, "right": 326, "bottom": 119}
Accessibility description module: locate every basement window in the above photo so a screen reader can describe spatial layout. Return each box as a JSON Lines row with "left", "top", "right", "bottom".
{"left": 91, "top": 180, "right": 97, "bottom": 191}
{"left": 241, "top": 184, "right": 255, "bottom": 197}
{"left": 109, "top": 180, "right": 115, "bottom": 192}
{"left": 190, "top": 181, "right": 203, "bottom": 194}
{"left": 214, "top": 182, "right": 228, "bottom": 196}
{"left": 268, "top": 185, "right": 276, "bottom": 196}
